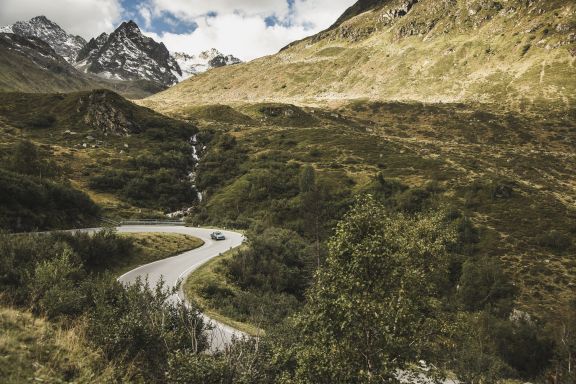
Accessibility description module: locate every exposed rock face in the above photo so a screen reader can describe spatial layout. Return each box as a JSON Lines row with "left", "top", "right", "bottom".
{"left": 77, "top": 21, "right": 182, "bottom": 87}
{"left": 77, "top": 91, "right": 141, "bottom": 136}
{"left": 379, "top": 0, "right": 420, "bottom": 23}
{"left": 0, "top": 16, "right": 86, "bottom": 64}
{"left": 76, "top": 32, "right": 108, "bottom": 62}
{"left": 173, "top": 49, "right": 241, "bottom": 80}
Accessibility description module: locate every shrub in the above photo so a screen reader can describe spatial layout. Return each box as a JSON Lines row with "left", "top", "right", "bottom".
{"left": 458, "top": 257, "right": 517, "bottom": 316}
{"left": 536, "top": 230, "right": 572, "bottom": 252}
{"left": 86, "top": 278, "right": 209, "bottom": 381}
{"left": 29, "top": 247, "right": 87, "bottom": 319}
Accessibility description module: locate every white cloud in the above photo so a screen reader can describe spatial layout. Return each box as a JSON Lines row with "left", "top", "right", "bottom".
{"left": 149, "top": 0, "right": 290, "bottom": 19}
{"left": 0, "top": 0, "right": 123, "bottom": 39}
{"left": 145, "top": 13, "right": 310, "bottom": 61}
{"left": 138, "top": 5, "right": 153, "bottom": 29}
{"left": 143, "top": 0, "right": 356, "bottom": 61}
{"left": 292, "top": 0, "right": 355, "bottom": 29}
{"left": 0, "top": 0, "right": 358, "bottom": 60}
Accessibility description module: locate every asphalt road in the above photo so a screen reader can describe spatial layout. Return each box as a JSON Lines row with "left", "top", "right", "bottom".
{"left": 116, "top": 225, "right": 246, "bottom": 351}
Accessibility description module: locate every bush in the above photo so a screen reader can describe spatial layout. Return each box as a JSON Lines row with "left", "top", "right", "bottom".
{"left": 536, "top": 230, "right": 572, "bottom": 252}
{"left": 87, "top": 278, "right": 209, "bottom": 381}
{"left": 225, "top": 228, "right": 313, "bottom": 297}
{"left": 458, "top": 257, "right": 517, "bottom": 316}
{"left": 29, "top": 247, "right": 87, "bottom": 319}
{"left": 50, "top": 229, "right": 133, "bottom": 271}
{"left": 0, "top": 168, "right": 99, "bottom": 231}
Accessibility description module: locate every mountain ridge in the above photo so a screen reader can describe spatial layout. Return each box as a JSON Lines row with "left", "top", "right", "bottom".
{"left": 142, "top": 0, "right": 576, "bottom": 113}
{"left": 0, "top": 15, "right": 86, "bottom": 64}
{"left": 0, "top": 16, "right": 241, "bottom": 92}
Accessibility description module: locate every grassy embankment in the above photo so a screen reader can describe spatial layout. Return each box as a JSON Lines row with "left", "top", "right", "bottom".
{"left": 184, "top": 245, "right": 265, "bottom": 337}
{"left": 115, "top": 232, "right": 204, "bottom": 275}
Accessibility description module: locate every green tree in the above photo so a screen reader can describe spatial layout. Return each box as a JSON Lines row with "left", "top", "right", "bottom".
{"left": 457, "top": 256, "right": 517, "bottom": 316}
{"left": 291, "top": 195, "right": 456, "bottom": 383}
{"left": 299, "top": 165, "right": 323, "bottom": 266}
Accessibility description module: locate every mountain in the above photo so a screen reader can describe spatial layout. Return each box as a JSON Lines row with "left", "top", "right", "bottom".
{"left": 142, "top": 0, "right": 576, "bottom": 112}
{"left": 173, "top": 49, "right": 241, "bottom": 80}
{"left": 0, "top": 16, "right": 86, "bottom": 64}
{"left": 0, "top": 32, "right": 99, "bottom": 93}
{"left": 76, "top": 21, "right": 182, "bottom": 87}
{"left": 0, "top": 16, "right": 241, "bottom": 93}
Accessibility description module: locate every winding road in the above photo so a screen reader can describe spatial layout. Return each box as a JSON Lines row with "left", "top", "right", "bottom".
{"left": 116, "top": 225, "right": 246, "bottom": 351}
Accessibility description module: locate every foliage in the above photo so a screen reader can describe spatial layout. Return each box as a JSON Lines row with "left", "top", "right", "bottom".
{"left": 226, "top": 228, "right": 313, "bottom": 298}
{"left": 49, "top": 229, "right": 134, "bottom": 271}
{"left": 450, "top": 312, "right": 555, "bottom": 382}
{"left": 8, "top": 139, "right": 59, "bottom": 178}
{"left": 457, "top": 256, "right": 517, "bottom": 316}
{"left": 0, "top": 230, "right": 211, "bottom": 382}
{"left": 166, "top": 338, "right": 275, "bottom": 384}
{"left": 196, "top": 133, "right": 248, "bottom": 194}
{"left": 0, "top": 140, "right": 97, "bottom": 231}
{"left": 289, "top": 195, "right": 456, "bottom": 383}
{"left": 536, "top": 230, "right": 573, "bottom": 253}
{"left": 86, "top": 277, "right": 208, "bottom": 381}
{"left": 29, "top": 247, "right": 87, "bottom": 319}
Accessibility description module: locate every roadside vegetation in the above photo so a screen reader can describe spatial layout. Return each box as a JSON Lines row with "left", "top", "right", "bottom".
{"left": 180, "top": 99, "right": 575, "bottom": 383}
{"left": 0, "top": 229, "right": 206, "bottom": 383}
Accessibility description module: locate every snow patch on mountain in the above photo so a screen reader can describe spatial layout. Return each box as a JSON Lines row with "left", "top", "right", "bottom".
{"left": 77, "top": 21, "right": 181, "bottom": 87}
{"left": 0, "top": 16, "right": 86, "bottom": 64}
{"left": 173, "top": 49, "right": 241, "bottom": 81}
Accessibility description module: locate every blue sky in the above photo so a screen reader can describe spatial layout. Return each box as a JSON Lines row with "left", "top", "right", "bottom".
{"left": 0, "top": 0, "right": 356, "bottom": 60}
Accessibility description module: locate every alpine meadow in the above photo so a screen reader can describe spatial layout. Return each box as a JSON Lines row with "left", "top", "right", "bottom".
{"left": 0, "top": 0, "right": 574, "bottom": 383}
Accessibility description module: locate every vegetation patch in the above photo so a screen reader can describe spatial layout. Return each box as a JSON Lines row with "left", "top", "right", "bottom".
{"left": 0, "top": 306, "right": 120, "bottom": 384}
{"left": 176, "top": 104, "right": 255, "bottom": 125}
{"left": 184, "top": 246, "right": 265, "bottom": 336}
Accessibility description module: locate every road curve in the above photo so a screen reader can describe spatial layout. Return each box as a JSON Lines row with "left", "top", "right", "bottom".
{"left": 116, "top": 225, "right": 246, "bottom": 351}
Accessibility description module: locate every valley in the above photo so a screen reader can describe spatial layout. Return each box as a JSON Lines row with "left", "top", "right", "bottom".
{"left": 0, "top": 0, "right": 574, "bottom": 382}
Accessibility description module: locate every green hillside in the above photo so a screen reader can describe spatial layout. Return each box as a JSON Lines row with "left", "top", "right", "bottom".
{"left": 0, "top": 90, "right": 199, "bottom": 226}
{"left": 142, "top": 0, "right": 575, "bottom": 111}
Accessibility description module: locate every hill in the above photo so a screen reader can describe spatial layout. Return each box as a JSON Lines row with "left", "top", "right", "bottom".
{"left": 0, "top": 90, "right": 199, "bottom": 225}
{"left": 141, "top": 0, "right": 576, "bottom": 112}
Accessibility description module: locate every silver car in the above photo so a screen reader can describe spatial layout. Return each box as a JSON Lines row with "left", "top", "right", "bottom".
{"left": 210, "top": 231, "right": 225, "bottom": 240}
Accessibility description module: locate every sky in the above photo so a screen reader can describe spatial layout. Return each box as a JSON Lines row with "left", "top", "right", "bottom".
{"left": 0, "top": 0, "right": 356, "bottom": 60}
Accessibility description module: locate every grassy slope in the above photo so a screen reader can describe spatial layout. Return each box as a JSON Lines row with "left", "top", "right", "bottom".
{"left": 184, "top": 246, "right": 265, "bottom": 336}
{"left": 0, "top": 46, "right": 96, "bottom": 94}
{"left": 0, "top": 90, "right": 197, "bottom": 219}
{"left": 176, "top": 101, "right": 574, "bottom": 318}
{"left": 0, "top": 307, "right": 121, "bottom": 384}
{"left": 140, "top": 0, "right": 575, "bottom": 111}
{"left": 0, "top": 232, "right": 203, "bottom": 383}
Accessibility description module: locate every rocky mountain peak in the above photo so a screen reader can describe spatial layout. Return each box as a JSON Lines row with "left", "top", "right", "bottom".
{"left": 77, "top": 20, "right": 182, "bottom": 88}
{"left": 116, "top": 20, "right": 142, "bottom": 37}
{"left": 0, "top": 15, "right": 86, "bottom": 64}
